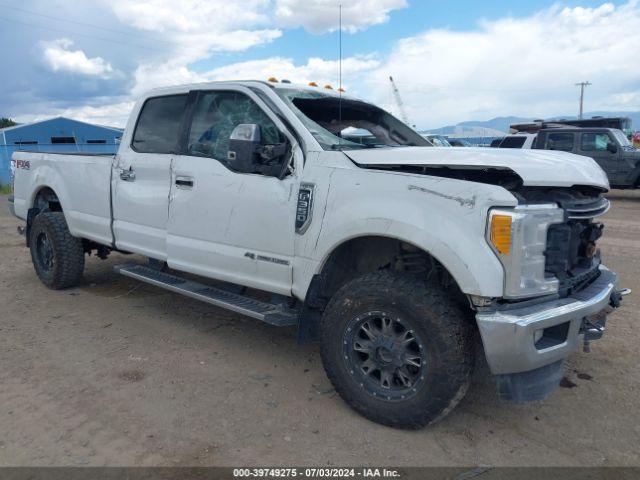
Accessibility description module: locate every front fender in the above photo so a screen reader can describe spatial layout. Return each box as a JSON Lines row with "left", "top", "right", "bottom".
{"left": 624, "top": 158, "right": 640, "bottom": 187}
{"left": 295, "top": 167, "right": 518, "bottom": 298}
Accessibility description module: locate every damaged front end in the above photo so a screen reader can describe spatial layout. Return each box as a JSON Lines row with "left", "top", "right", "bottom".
{"left": 477, "top": 186, "right": 629, "bottom": 403}
{"left": 343, "top": 146, "right": 627, "bottom": 403}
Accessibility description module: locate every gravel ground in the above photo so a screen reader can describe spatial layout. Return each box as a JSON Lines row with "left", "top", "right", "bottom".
{"left": 0, "top": 191, "right": 638, "bottom": 467}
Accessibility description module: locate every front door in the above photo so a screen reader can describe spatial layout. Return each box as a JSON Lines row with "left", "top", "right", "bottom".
{"left": 579, "top": 132, "right": 621, "bottom": 184}
{"left": 166, "top": 87, "right": 300, "bottom": 295}
{"left": 112, "top": 94, "right": 188, "bottom": 259}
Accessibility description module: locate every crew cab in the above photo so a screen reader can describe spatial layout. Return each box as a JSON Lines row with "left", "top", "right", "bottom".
{"left": 8, "top": 80, "right": 628, "bottom": 428}
{"left": 533, "top": 127, "right": 640, "bottom": 188}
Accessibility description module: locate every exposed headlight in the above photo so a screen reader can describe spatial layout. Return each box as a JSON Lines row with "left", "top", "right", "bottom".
{"left": 487, "top": 205, "right": 564, "bottom": 299}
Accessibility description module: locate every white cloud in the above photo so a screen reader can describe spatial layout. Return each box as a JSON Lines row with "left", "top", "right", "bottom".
{"left": 130, "top": 55, "right": 378, "bottom": 99}
{"left": 363, "top": 1, "right": 640, "bottom": 128}
{"left": 274, "top": 0, "right": 407, "bottom": 34}
{"left": 120, "top": 0, "right": 640, "bottom": 130}
{"left": 109, "top": 0, "right": 281, "bottom": 63}
{"left": 15, "top": 101, "right": 134, "bottom": 128}
{"left": 13, "top": 1, "right": 640, "bottom": 131}
{"left": 107, "top": 0, "right": 283, "bottom": 96}
{"left": 111, "top": 0, "right": 271, "bottom": 33}
{"left": 606, "top": 91, "right": 640, "bottom": 109}
{"left": 58, "top": 101, "right": 135, "bottom": 127}
{"left": 41, "top": 39, "right": 114, "bottom": 77}
{"left": 205, "top": 55, "right": 379, "bottom": 86}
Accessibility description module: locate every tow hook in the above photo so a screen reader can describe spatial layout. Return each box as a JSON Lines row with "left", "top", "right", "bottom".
{"left": 17, "top": 226, "right": 26, "bottom": 236}
{"left": 583, "top": 288, "right": 630, "bottom": 353}
{"left": 582, "top": 314, "right": 605, "bottom": 353}
{"left": 610, "top": 288, "right": 631, "bottom": 308}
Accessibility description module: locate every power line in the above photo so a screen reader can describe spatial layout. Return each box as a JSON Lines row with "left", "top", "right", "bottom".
{"left": 0, "top": 14, "right": 167, "bottom": 53}
{"left": 0, "top": 2, "right": 173, "bottom": 46}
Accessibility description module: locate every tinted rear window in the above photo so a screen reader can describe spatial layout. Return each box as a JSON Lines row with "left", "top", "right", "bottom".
{"left": 545, "top": 133, "right": 574, "bottom": 152}
{"left": 499, "top": 136, "right": 526, "bottom": 148}
{"left": 132, "top": 95, "right": 188, "bottom": 153}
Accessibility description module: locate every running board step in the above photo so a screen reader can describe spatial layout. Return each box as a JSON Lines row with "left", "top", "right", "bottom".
{"left": 114, "top": 263, "right": 299, "bottom": 326}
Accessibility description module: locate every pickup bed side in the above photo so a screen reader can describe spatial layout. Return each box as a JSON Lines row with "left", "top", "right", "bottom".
{"left": 12, "top": 151, "right": 114, "bottom": 246}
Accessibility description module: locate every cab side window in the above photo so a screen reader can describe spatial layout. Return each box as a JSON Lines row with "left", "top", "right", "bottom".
{"left": 132, "top": 95, "right": 188, "bottom": 154}
{"left": 545, "top": 133, "right": 574, "bottom": 152}
{"left": 187, "top": 91, "right": 284, "bottom": 163}
{"left": 581, "top": 133, "right": 612, "bottom": 152}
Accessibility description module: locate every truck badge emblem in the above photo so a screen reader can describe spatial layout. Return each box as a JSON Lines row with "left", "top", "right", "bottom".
{"left": 296, "top": 183, "right": 315, "bottom": 234}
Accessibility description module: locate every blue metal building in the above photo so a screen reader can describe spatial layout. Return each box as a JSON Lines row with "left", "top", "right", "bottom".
{"left": 0, "top": 117, "right": 123, "bottom": 185}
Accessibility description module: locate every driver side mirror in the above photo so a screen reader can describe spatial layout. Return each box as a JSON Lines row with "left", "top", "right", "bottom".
{"left": 606, "top": 142, "right": 618, "bottom": 154}
{"left": 228, "top": 124, "right": 261, "bottom": 173}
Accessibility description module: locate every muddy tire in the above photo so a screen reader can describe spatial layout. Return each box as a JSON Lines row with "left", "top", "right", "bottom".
{"left": 29, "top": 212, "right": 85, "bottom": 289}
{"left": 320, "top": 271, "right": 473, "bottom": 429}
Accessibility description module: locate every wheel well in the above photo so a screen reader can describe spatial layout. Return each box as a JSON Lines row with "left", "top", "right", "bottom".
{"left": 305, "top": 236, "right": 467, "bottom": 312}
{"left": 33, "top": 187, "right": 62, "bottom": 212}
{"left": 25, "top": 187, "right": 63, "bottom": 247}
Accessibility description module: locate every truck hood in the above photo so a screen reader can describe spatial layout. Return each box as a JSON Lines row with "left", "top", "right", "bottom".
{"left": 344, "top": 147, "right": 610, "bottom": 190}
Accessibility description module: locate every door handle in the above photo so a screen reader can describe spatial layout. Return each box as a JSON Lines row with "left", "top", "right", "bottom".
{"left": 175, "top": 176, "right": 194, "bottom": 189}
{"left": 119, "top": 168, "right": 136, "bottom": 181}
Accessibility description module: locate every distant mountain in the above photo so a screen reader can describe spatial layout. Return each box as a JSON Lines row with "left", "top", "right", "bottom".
{"left": 424, "top": 116, "right": 530, "bottom": 136}
{"left": 426, "top": 111, "right": 640, "bottom": 137}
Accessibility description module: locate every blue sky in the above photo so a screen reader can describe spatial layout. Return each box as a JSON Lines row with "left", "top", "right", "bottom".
{"left": 1, "top": 0, "right": 638, "bottom": 129}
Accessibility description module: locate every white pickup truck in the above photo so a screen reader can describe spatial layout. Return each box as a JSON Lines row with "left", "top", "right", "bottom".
{"left": 9, "top": 80, "right": 628, "bottom": 428}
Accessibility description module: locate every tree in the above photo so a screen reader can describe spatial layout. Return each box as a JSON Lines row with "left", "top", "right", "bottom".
{"left": 0, "top": 117, "right": 17, "bottom": 128}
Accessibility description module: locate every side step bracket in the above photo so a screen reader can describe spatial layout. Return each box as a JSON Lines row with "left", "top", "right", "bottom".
{"left": 114, "top": 263, "right": 299, "bottom": 326}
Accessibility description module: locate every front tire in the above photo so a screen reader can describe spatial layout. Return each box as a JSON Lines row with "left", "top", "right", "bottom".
{"left": 29, "top": 212, "right": 85, "bottom": 289}
{"left": 320, "top": 271, "right": 473, "bottom": 429}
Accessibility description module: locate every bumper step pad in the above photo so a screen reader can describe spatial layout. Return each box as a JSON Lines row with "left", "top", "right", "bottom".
{"left": 114, "top": 263, "right": 299, "bottom": 326}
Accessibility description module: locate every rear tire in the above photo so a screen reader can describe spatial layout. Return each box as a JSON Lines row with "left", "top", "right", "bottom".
{"left": 29, "top": 212, "right": 85, "bottom": 289}
{"left": 320, "top": 271, "right": 473, "bottom": 429}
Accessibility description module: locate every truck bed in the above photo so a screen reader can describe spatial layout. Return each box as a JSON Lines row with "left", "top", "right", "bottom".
{"left": 11, "top": 151, "right": 115, "bottom": 246}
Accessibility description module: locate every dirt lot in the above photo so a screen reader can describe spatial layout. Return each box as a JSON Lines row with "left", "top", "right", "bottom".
{"left": 0, "top": 191, "right": 638, "bottom": 467}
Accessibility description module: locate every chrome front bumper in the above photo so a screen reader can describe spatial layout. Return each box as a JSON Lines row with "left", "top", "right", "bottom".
{"left": 477, "top": 266, "right": 620, "bottom": 375}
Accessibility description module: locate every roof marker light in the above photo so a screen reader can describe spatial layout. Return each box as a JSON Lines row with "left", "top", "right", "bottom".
{"left": 338, "top": 87, "right": 346, "bottom": 93}
{"left": 267, "top": 77, "right": 278, "bottom": 83}
{"left": 324, "top": 84, "right": 333, "bottom": 90}
{"left": 281, "top": 79, "right": 291, "bottom": 84}
{"left": 308, "top": 82, "right": 318, "bottom": 87}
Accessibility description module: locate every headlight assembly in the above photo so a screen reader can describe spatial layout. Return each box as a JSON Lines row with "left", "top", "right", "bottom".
{"left": 487, "top": 205, "right": 564, "bottom": 299}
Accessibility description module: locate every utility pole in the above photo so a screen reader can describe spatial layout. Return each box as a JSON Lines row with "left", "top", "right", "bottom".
{"left": 575, "top": 81, "right": 592, "bottom": 119}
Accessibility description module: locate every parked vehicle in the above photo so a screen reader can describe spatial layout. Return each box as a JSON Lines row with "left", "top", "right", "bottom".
{"left": 492, "top": 133, "right": 537, "bottom": 149}
{"left": 341, "top": 132, "right": 378, "bottom": 146}
{"left": 9, "top": 80, "right": 627, "bottom": 428}
{"left": 446, "top": 138, "right": 472, "bottom": 147}
{"left": 421, "top": 134, "right": 451, "bottom": 146}
{"left": 533, "top": 128, "right": 640, "bottom": 188}
{"left": 511, "top": 116, "right": 633, "bottom": 137}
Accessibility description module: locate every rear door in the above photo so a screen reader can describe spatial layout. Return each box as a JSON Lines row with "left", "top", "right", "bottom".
{"left": 543, "top": 132, "right": 575, "bottom": 153}
{"left": 166, "top": 87, "right": 301, "bottom": 295}
{"left": 578, "top": 131, "right": 621, "bottom": 184}
{"left": 112, "top": 94, "right": 188, "bottom": 259}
